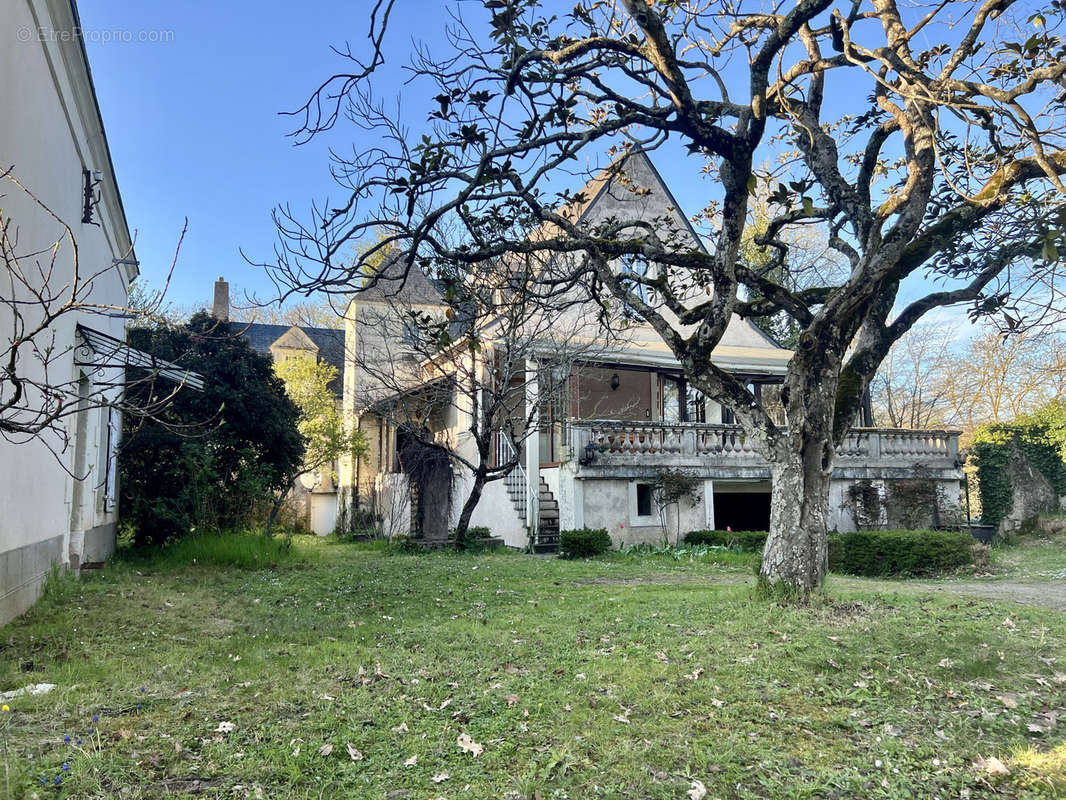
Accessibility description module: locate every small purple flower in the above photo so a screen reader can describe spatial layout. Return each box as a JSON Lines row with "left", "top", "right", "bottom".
{"left": 54, "top": 775, "right": 62, "bottom": 785}
{"left": 92, "top": 714, "right": 99, "bottom": 723}
{"left": 63, "top": 735, "right": 71, "bottom": 743}
{"left": 139, "top": 686, "right": 146, "bottom": 693}
{"left": 75, "top": 737, "right": 82, "bottom": 745}
{"left": 87, "top": 728, "right": 93, "bottom": 734}
{"left": 62, "top": 763, "right": 70, "bottom": 772}
{"left": 137, "top": 704, "right": 143, "bottom": 710}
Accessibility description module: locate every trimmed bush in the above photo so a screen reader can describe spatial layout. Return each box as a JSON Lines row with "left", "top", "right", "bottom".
{"left": 460, "top": 526, "right": 500, "bottom": 551}
{"left": 685, "top": 528, "right": 974, "bottom": 576}
{"left": 559, "top": 528, "right": 613, "bottom": 558}
{"left": 684, "top": 529, "right": 767, "bottom": 551}
{"left": 827, "top": 529, "right": 973, "bottom": 577}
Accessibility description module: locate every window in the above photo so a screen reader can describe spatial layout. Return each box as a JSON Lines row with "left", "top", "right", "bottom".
{"left": 629, "top": 481, "right": 659, "bottom": 526}
{"left": 402, "top": 319, "right": 422, "bottom": 347}
{"left": 618, "top": 254, "right": 656, "bottom": 320}
{"left": 636, "top": 483, "right": 653, "bottom": 517}
{"left": 687, "top": 386, "right": 706, "bottom": 423}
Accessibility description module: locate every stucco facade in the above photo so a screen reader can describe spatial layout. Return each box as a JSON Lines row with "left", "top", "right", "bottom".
{"left": 0, "top": 0, "right": 137, "bottom": 622}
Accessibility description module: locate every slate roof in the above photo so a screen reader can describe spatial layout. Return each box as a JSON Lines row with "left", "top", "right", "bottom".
{"left": 355, "top": 253, "right": 445, "bottom": 305}
{"left": 230, "top": 322, "right": 346, "bottom": 398}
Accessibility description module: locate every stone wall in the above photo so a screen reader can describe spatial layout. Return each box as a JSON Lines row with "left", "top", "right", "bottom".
{"left": 998, "top": 442, "right": 1059, "bottom": 535}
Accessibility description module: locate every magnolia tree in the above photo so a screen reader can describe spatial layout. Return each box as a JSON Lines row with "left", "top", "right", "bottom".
{"left": 271, "top": 0, "right": 1066, "bottom": 591}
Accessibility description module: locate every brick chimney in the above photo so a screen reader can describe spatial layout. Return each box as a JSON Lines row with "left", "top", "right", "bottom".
{"left": 212, "top": 276, "right": 230, "bottom": 321}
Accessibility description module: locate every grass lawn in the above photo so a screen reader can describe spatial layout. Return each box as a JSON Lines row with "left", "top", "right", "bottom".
{"left": 1, "top": 536, "right": 1064, "bottom": 799}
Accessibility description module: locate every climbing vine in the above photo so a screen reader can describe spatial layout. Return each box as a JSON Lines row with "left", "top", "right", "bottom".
{"left": 971, "top": 401, "right": 1066, "bottom": 528}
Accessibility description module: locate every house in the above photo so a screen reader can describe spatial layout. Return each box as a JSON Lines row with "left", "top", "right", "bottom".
{"left": 338, "top": 153, "right": 963, "bottom": 550}
{"left": 0, "top": 0, "right": 200, "bottom": 623}
{"left": 210, "top": 278, "right": 346, "bottom": 534}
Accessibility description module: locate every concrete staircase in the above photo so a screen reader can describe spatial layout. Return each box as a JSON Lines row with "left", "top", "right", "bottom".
{"left": 533, "top": 478, "right": 560, "bottom": 553}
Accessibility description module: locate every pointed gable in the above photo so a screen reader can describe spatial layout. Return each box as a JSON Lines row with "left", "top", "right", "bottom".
{"left": 572, "top": 151, "right": 705, "bottom": 254}
{"left": 569, "top": 152, "right": 791, "bottom": 357}
{"left": 269, "top": 325, "right": 320, "bottom": 355}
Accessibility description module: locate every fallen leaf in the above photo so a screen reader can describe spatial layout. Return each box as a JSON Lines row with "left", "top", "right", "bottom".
{"left": 997, "top": 694, "right": 1019, "bottom": 709}
{"left": 655, "top": 651, "right": 669, "bottom": 663}
{"left": 684, "top": 668, "right": 704, "bottom": 681}
{"left": 974, "top": 755, "right": 1010, "bottom": 776}
{"left": 318, "top": 744, "right": 333, "bottom": 756}
{"left": 504, "top": 694, "right": 519, "bottom": 707}
{"left": 215, "top": 722, "right": 235, "bottom": 734}
{"left": 613, "top": 715, "right": 630, "bottom": 724}
{"left": 457, "top": 732, "right": 483, "bottom": 757}
{"left": 688, "top": 779, "right": 708, "bottom": 800}
{"left": 710, "top": 699, "right": 725, "bottom": 708}
{"left": 431, "top": 772, "right": 449, "bottom": 783}
{"left": 404, "top": 755, "right": 418, "bottom": 767}
{"left": 391, "top": 722, "right": 409, "bottom": 733}
{"left": 346, "top": 742, "right": 363, "bottom": 761}
{"left": 883, "top": 723, "right": 903, "bottom": 737}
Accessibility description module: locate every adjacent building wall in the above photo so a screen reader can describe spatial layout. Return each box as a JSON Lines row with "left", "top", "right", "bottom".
{"left": 0, "top": 0, "right": 136, "bottom": 623}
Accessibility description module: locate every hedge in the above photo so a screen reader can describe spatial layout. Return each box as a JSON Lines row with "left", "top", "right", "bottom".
{"left": 827, "top": 529, "right": 973, "bottom": 577}
{"left": 559, "top": 528, "right": 613, "bottom": 558}
{"left": 684, "top": 529, "right": 767, "bottom": 551}
{"left": 684, "top": 528, "right": 974, "bottom": 576}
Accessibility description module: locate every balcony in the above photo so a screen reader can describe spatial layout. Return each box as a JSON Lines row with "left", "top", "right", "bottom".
{"left": 564, "top": 419, "right": 961, "bottom": 480}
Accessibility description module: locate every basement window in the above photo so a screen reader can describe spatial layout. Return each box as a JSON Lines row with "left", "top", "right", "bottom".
{"left": 636, "top": 483, "right": 653, "bottom": 517}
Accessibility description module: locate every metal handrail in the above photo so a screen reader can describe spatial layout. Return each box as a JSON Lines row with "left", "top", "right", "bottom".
{"left": 495, "top": 431, "right": 540, "bottom": 549}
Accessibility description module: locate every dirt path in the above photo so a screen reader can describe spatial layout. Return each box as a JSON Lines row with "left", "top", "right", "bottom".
{"left": 576, "top": 573, "right": 1066, "bottom": 611}
{"left": 868, "top": 579, "right": 1066, "bottom": 611}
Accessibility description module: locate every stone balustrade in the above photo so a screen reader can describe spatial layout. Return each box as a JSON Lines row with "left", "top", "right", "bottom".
{"left": 565, "top": 419, "right": 960, "bottom": 474}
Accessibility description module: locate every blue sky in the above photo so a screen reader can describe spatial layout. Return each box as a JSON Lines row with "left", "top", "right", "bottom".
{"left": 79, "top": 2, "right": 985, "bottom": 334}
{"left": 81, "top": 1, "right": 458, "bottom": 310}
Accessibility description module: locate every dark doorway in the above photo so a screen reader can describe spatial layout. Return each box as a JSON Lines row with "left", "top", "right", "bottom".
{"left": 713, "top": 491, "right": 771, "bottom": 531}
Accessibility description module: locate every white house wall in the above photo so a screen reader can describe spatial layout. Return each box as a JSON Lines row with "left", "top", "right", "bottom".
{"left": 0, "top": 0, "right": 135, "bottom": 623}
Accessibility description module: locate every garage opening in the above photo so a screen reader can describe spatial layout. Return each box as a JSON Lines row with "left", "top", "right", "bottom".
{"left": 712, "top": 481, "right": 771, "bottom": 531}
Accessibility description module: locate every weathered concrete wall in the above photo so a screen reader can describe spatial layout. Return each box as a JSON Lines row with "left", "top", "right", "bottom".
{"left": 999, "top": 443, "right": 1059, "bottom": 535}
{"left": 579, "top": 477, "right": 706, "bottom": 547}
{"left": 467, "top": 478, "right": 527, "bottom": 549}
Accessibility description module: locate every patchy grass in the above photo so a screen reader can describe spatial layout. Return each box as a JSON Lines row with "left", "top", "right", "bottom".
{"left": 1, "top": 537, "right": 1064, "bottom": 799}
{"left": 991, "top": 530, "right": 1066, "bottom": 582}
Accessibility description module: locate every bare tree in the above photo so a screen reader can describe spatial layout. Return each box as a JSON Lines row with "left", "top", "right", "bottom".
{"left": 1, "top": 167, "right": 197, "bottom": 464}
{"left": 942, "top": 325, "right": 1066, "bottom": 433}
{"left": 269, "top": 0, "right": 1066, "bottom": 591}
{"left": 871, "top": 321, "right": 955, "bottom": 429}
{"left": 872, "top": 320, "right": 1066, "bottom": 434}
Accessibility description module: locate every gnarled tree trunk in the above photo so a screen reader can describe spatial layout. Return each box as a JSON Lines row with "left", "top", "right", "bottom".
{"left": 758, "top": 357, "right": 840, "bottom": 593}
{"left": 761, "top": 441, "right": 833, "bottom": 591}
